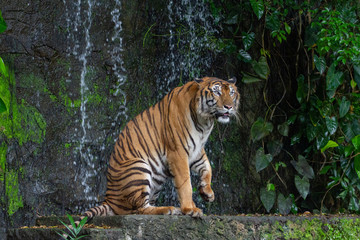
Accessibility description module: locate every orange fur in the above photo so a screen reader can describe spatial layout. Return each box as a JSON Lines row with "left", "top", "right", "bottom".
{"left": 82, "top": 76, "right": 239, "bottom": 218}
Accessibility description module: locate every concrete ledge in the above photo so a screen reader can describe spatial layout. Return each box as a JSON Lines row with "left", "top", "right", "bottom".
{"left": 7, "top": 214, "right": 360, "bottom": 240}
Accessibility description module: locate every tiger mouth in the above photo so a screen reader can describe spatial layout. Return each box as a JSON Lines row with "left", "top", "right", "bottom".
{"left": 215, "top": 112, "right": 230, "bottom": 119}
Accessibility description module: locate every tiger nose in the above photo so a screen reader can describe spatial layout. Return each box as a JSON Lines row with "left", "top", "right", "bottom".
{"left": 224, "top": 105, "right": 232, "bottom": 110}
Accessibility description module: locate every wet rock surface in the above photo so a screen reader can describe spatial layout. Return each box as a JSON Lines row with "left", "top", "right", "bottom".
{"left": 7, "top": 214, "right": 360, "bottom": 240}
{"left": 1, "top": 0, "right": 269, "bottom": 230}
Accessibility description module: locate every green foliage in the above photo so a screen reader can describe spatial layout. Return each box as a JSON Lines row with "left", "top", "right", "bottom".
{"left": 251, "top": 117, "right": 273, "bottom": 142}
{"left": 0, "top": 11, "right": 7, "bottom": 113}
{"left": 313, "top": 6, "right": 360, "bottom": 65}
{"left": 0, "top": 10, "right": 6, "bottom": 34}
{"left": 277, "top": 193, "right": 292, "bottom": 215}
{"left": 294, "top": 175, "right": 310, "bottom": 199}
{"left": 56, "top": 214, "right": 88, "bottom": 240}
{"left": 249, "top": 0, "right": 264, "bottom": 20}
{"left": 273, "top": 218, "right": 360, "bottom": 240}
{"left": 5, "top": 169, "right": 23, "bottom": 216}
{"left": 0, "top": 13, "right": 46, "bottom": 217}
{"left": 208, "top": 0, "right": 360, "bottom": 214}
{"left": 260, "top": 185, "right": 275, "bottom": 212}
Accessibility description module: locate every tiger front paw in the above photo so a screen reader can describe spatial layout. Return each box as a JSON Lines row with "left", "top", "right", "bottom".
{"left": 181, "top": 207, "right": 203, "bottom": 218}
{"left": 168, "top": 206, "right": 182, "bottom": 215}
{"left": 199, "top": 184, "right": 215, "bottom": 202}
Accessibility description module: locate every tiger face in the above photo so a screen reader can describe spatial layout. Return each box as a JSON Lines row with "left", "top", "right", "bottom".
{"left": 196, "top": 77, "right": 239, "bottom": 124}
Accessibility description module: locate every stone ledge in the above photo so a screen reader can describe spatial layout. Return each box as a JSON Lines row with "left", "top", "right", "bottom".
{"left": 7, "top": 214, "right": 360, "bottom": 240}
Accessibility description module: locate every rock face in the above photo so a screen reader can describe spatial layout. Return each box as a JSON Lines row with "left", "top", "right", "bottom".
{"left": 7, "top": 215, "right": 360, "bottom": 240}
{"left": 0, "top": 0, "right": 267, "bottom": 228}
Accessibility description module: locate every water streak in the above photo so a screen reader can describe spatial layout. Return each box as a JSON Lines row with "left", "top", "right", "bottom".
{"left": 158, "top": 0, "right": 218, "bottom": 207}
{"left": 62, "top": 0, "right": 97, "bottom": 205}
{"left": 110, "top": 0, "right": 128, "bottom": 124}
{"left": 158, "top": 0, "right": 218, "bottom": 94}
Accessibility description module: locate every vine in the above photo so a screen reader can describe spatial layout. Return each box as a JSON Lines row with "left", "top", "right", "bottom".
{"left": 207, "top": 0, "right": 360, "bottom": 214}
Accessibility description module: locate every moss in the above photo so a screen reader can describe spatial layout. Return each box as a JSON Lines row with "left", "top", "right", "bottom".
{"left": 0, "top": 62, "right": 46, "bottom": 217}
{"left": 18, "top": 73, "right": 46, "bottom": 91}
{"left": 0, "top": 142, "right": 7, "bottom": 181}
{"left": 260, "top": 218, "right": 360, "bottom": 240}
{"left": 5, "top": 169, "right": 23, "bottom": 216}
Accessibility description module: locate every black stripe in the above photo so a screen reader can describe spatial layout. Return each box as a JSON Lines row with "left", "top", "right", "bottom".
{"left": 189, "top": 98, "right": 203, "bottom": 133}
{"left": 184, "top": 125, "right": 196, "bottom": 149}
{"left": 176, "top": 131, "right": 189, "bottom": 156}
{"left": 120, "top": 179, "right": 150, "bottom": 191}
{"left": 193, "top": 160, "right": 206, "bottom": 170}
{"left": 106, "top": 199, "right": 133, "bottom": 211}
{"left": 190, "top": 154, "right": 205, "bottom": 169}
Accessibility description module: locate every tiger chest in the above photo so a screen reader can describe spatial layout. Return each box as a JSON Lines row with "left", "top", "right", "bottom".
{"left": 187, "top": 127, "right": 212, "bottom": 166}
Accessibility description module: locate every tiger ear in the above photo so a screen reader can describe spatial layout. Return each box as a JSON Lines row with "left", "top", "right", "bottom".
{"left": 194, "top": 78, "right": 203, "bottom": 83}
{"left": 227, "top": 77, "right": 236, "bottom": 84}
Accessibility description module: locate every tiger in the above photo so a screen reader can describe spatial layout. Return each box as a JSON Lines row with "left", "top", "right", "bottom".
{"left": 76, "top": 76, "right": 239, "bottom": 223}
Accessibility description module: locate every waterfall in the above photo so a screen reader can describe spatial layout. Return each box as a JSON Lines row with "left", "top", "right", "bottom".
{"left": 157, "top": 0, "right": 218, "bottom": 94}
{"left": 62, "top": 0, "right": 97, "bottom": 205}
{"left": 157, "top": 0, "right": 218, "bottom": 209}
{"left": 110, "top": 0, "right": 128, "bottom": 125}
{"left": 61, "top": 0, "right": 127, "bottom": 209}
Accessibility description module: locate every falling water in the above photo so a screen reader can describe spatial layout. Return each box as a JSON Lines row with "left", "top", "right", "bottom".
{"left": 62, "top": 0, "right": 97, "bottom": 204}
{"left": 157, "top": 0, "right": 218, "bottom": 93}
{"left": 78, "top": 0, "right": 96, "bottom": 202}
{"left": 110, "top": 0, "right": 128, "bottom": 124}
{"left": 158, "top": 0, "right": 218, "bottom": 208}
{"left": 61, "top": 0, "right": 128, "bottom": 209}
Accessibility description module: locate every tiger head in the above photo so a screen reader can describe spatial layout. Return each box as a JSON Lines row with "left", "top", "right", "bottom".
{"left": 195, "top": 77, "right": 239, "bottom": 124}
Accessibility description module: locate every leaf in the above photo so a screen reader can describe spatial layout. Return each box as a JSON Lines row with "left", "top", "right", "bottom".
{"left": 277, "top": 122, "right": 289, "bottom": 136}
{"left": 321, "top": 140, "right": 339, "bottom": 153}
{"left": 343, "top": 120, "right": 360, "bottom": 141}
{"left": 252, "top": 56, "right": 269, "bottom": 79}
{"left": 316, "top": 135, "right": 329, "bottom": 150}
{"left": 242, "top": 73, "right": 262, "bottom": 83}
{"left": 294, "top": 175, "right": 310, "bottom": 199}
{"left": 351, "top": 79, "right": 357, "bottom": 89}
{"left": 224, "top": 14, "right": 238, "bottom": 25}
{"left": 296, "top": 75, "right": 305, "bottom": 103}
{"left": 287, "top": 115, "right": 297, "bottom": 125}
{"left": 250, "top": 0, "right": 264, "bottom": 20}
{"left": 260, "top": 187, "right": 276, "bottom": 212}
{"left": 284, "top": 22, "right": 291, "bottom": 35}
{"left": 344, "top": 145, "right": 354, "bottom": 157}
{"left": 352, "top": 135, "right": 360, "bottom": 150}
{"left": 325, "top": 116, "right": 338, "bottom": 136}
{"left": 291, "top": 132, "right": 302, "bottom": 145}
{"left": 339, "top": 96, "right": 350, "bottom": 118}
{"left": 291, "top": 155, "right": 315, "bottom": 179}
{"left": 266, "top": 140, "right": 282, "bottom": 157}
{"left": 354, "top": 155, "right": 360, "bottom": 180}
{"left": 326, "top": 63, "right": 343, "bottom": 98}
{"left": 267, "top": 183, "right": 275, "bottom": 191}
{"left": 0, "top": 97, "right": 6, "bottom": 114}
{"left": 255, "top": 148, "right": 273, "bottom": 172}
{"left": 354, "top": 65, "right": 360, "bottom": 87}
{"left": 349, "top": 196, "right": 360, "bottom": 212}
{"left": 0, "top": 10, "right": 7, "bottom": 34}
{"left": 57, "top": 217, "right": 76, "bottom": 237}
{"left": 314, "top": 55, "right": 326, "bottom": 75}
{"left": 242, "top": 32, "right": 255, "bottom": 51}
{"left": 0, "top": 57, "right": 8, "bottom": 78}
{"left": 238, "top": 49, "right": 252, "bottom": 62}
{"left": 266, "top": 12, "right": 280, "bottom": 31}
{"left": 306, "top": 123, "right": 317, "bottom": 142}
{"left": 277, "top": 193, "right": 292, "bottom": 215}
{"left": 251, "top": 117, "right": 273, "bottom": 141}
{"left": 319, "top": 165, "right": 332, "bottom": 175}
